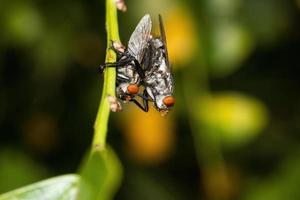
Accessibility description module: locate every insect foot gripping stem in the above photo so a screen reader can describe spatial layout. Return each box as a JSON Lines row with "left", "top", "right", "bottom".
{"left": 107, "top": 95, "right": 122, "bottom": 112}
{"left": 98, "top": 64, "right": 106, "bottom": 74}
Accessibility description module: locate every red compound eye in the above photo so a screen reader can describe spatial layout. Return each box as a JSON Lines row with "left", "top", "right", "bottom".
{"left": 127, "top": 84, "right": 139, "bottom": 94}
{"left": 163, "top": 96, "right": 175, "bottom": 107}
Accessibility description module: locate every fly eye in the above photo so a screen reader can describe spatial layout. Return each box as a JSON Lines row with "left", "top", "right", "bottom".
{"left": 127, "top": 84, "right": 139, "bottom": 94}
{"left": 163, "top": 96, "right": 175, "bottom": 107}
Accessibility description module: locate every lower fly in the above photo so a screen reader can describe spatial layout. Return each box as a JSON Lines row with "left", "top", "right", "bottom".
{"left": 99, "top": 14, "right": 152, "bottom": 110}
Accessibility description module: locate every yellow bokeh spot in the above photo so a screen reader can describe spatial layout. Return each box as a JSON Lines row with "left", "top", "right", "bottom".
{"left": 199, "top": 92, "right": 268, "bottom": 147}
{"left": 163, "top": 7, "right": 198, "bottom": 67}
{"left": 120, "top": 104, "right": 175, "bottom": 164}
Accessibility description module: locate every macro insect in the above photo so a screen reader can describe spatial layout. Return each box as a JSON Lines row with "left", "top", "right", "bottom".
{"left": 99, "top": 14, "right": 175, "bottom": 115}
{"left": 99, "top": 14, "right": 152, "bottom": 110}
{"left": 133, "top": 15, "right": 175, "bottom": 115}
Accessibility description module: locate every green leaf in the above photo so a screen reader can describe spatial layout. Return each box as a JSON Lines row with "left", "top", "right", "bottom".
{"left": 0, "top": 149, "right": 47, "bottom": 193}
{"left": 0, "top": 146, "right": 122, "bottom": 200}
{"left": 78, "top": 146, "right": 123, "bottom": 200}
{"left": 0, "top": 0, "right": 122, "bottom": 199}
{"left": 0, "top": 174, "right": 79, "bottom": 200}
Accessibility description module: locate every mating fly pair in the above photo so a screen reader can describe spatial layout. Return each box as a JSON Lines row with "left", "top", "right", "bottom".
{"left": 99, "top": 14, "right": 175, "bottom": 115}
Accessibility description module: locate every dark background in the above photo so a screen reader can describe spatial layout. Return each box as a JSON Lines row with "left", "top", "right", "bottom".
{"left": 1, "top": 0, "right": 300, "bottom": 199}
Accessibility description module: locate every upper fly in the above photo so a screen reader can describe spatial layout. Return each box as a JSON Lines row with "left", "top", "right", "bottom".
{"left": 139, "top": 15, "right": 175, "bottom": 115}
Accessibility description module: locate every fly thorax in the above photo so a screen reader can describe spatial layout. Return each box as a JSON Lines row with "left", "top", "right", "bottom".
{"left": 144, "top": 72, "right": 156, "bottom": 85}
{"left": 117, "top": 64, "right": 139, "bottom": 83}
{"left": 156, "top": 78, "right": 168, "bottom": 94}
{"left": 156, "top": 71, "right": 173, "bottom": 95}
{"left": 151, "top": 38, "right": 163, "bottom": 49}
{"left": 158, "top": 59, "right": 167, "bottom": 72}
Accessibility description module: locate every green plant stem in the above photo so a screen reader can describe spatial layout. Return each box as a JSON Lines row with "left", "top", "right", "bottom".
{"left": 92, "top": 0, "right": 120, "bottom": 152}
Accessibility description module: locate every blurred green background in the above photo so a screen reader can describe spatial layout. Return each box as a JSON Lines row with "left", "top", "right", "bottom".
{"left": 1, "top": 0, "right": 300, "bottom": 199}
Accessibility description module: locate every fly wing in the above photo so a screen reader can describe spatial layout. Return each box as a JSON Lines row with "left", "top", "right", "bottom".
{"left": 158, "top": 14, "right": 170, "bottom": 66}
{"left": 128, "top": 14, "right": 152, "bottom": 63}
{"left": 159, "top": 14, "right": 174, "bottom": 93}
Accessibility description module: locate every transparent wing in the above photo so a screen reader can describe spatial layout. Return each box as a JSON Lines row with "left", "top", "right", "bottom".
{"left": 128, "top": 14, "right": 152, "bottom": 63}
{"left": 158, "top": 14, "right": 170, "bottom": 66}
{"left": 159, "top": 14, "right": 173, "bottom": 93}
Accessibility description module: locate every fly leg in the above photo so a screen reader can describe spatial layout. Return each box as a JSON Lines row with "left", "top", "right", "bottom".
{"left": 109, "top": 40, "right": 146, "bottom": 78}
{"left": 116, "top": 76, "right": 130, "bottom": 83}
{"left": 130, "top": 89, "right": 150, "bottom": 112}
{"left": 104, "top": 41, "right": 146, "bottom": 78}
{"left": 141, "top": 89, "right": 149, "bottom": 112}
{"left": 133, "top": 59, "right": 145, "bottom": 79}
{"left": 98, "top": 63, "right": 118, "bottom": 74}
{"left": 98, "top": 56, "right": 136, "bottom": 74}
{"left": 130, "top": 98, "right": 149, "bottom": 112}
{"left": 137, "top": 89, "right": 153, "bottom": 102}
{"left": 98, "top": 40, "right": 129, "bottom": 73}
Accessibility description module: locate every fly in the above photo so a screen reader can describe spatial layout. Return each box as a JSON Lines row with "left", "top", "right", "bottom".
{"left": 99, "top": 14, "right": 152, "bottom": 110}
{"left": 99, "top": 14, "right": 175, "bottom": 115}
{"left": 137, "top": 15, "right": 175, "bottom": 115}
